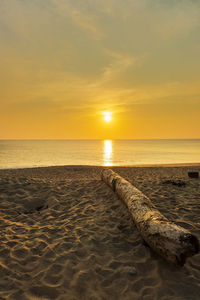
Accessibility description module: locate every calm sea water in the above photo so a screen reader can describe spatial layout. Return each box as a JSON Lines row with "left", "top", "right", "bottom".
{"left": 0, "top": 139, "right": 200, "bottom": 169}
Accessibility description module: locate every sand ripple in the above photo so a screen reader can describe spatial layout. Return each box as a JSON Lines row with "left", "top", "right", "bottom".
{"left": 0, "top": 166, "right": 199, "bottom": 299}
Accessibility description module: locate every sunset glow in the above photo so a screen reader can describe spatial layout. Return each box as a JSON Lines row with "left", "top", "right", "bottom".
{"left": 0, "top": 1, "right": 200, "bottom": 139}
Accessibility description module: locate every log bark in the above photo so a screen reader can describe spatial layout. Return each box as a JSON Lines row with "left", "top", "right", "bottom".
{"left": 101, "top": 168, "right": 199, "bottom": 266}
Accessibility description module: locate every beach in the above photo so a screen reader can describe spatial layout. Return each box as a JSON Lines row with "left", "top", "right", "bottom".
{"left": 0, "top": 165, "right": 200, "bottom": 300}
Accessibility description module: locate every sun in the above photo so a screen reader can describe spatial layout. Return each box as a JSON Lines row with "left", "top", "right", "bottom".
{"left": 103, "top": 111, "right": 112, "bottom": 122}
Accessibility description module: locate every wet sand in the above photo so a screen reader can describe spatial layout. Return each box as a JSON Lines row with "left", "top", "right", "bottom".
{"left": 0, "top": 165, "right": 200, "bottom": 300}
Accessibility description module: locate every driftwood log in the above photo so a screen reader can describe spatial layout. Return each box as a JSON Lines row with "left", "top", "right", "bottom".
{"left": 188, "top": 171, "right": 199, "bottom": 179}
{"left": 101, "top": 169, "right": 199, "bottom": 266}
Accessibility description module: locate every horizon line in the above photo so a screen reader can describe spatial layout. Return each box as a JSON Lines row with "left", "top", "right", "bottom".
{"left": 1, "top": 138, "right": 200, "bottom": 141}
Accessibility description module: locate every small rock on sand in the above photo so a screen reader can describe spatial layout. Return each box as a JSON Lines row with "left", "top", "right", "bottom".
{"left": 129, "top": 267, "right": 137, "bottom": 275}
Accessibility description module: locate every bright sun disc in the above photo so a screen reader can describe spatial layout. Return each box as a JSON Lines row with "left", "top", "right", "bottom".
{"left": 104, "top": 115, "right": 112, "bottom": 122}
{"left": 103, "top": 112, "right": 112, "bottom": 122}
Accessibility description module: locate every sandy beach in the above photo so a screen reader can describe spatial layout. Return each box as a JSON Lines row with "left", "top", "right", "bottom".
{"left": 0, "top": 165, "right": 200, "bottom": 300}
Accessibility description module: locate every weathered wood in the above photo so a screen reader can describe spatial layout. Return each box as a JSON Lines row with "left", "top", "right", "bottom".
{"left": 101, "top": 168, "right": 199, "bottom": 266}
{"left": 188, "top": 172, "right": 199, "bottom": 179}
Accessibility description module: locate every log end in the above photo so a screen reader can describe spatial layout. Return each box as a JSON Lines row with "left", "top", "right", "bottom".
{"left": 178, "top": 233, "right": 199, "bottom": 266}
{"left": 143, "top": 223, "right": 199, "bottom": 266}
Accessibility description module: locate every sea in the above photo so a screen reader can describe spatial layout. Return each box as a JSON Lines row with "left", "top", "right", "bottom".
{"left": 0, "top": 139, "right": 200, "bottom": 169}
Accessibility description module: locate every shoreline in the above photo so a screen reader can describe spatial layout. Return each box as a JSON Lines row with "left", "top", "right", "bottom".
{"left": 0, "top": 162, "right": 200, "bottom": 171}
{"left": 0, "top": 165, "right": 200, "bottom": 299}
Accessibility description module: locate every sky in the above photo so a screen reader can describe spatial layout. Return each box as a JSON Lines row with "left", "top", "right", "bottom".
{"left": 0, "top": 0, "right": 200, "bottom": 139}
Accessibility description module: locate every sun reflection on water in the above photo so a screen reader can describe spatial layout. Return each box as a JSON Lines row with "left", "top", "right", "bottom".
{"left": 103, "top": 140, "right": 113, "bottom": 166}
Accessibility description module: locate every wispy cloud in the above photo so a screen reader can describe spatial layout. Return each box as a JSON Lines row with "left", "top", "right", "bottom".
{"left": 100, "top": 51, "right": 137, "bottom": 83}
{"left": 71, "top": 9, "right": 105, "bottom": 40}
{"left": 50, "top": 0, "right": 105, "bottom": 40}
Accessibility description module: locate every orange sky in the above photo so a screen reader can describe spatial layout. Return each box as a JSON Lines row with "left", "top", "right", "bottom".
{"left": 0, "top": 0, "right": 200, "bottom": 139}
